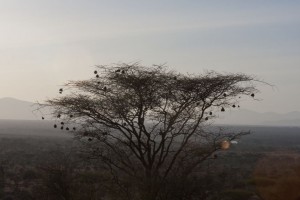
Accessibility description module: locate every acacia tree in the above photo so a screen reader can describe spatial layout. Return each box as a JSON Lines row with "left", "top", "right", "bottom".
{"left": 44, "top": 63, "right": 259, "bottom": 200}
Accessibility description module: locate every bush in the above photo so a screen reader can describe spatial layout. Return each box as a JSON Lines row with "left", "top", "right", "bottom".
{"left": 222, "top": 189, "right": 253, "bottom": 200}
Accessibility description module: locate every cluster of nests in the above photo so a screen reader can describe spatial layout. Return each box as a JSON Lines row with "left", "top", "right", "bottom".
{"left": 94, "top": 70, "right": 109, "bottom": 90}
{"left": 41, "top": 114, "right": 76, "bottom": 131}
{"left": 53, "top": 123, "right": 76, "bottom": 131}
{"left": 57, "top": 70, "right": 112, "bottom": 95}
{"left": 41, "top": 114, "right": 95, "bottom": 142}
{"left": 54, "top": 114, "right": 76, "bottom": 131}
{"left": 202, "top": 93, "right": 255, "bottom": 121}
{"left": 94, "top": 69, "right": 125, "bottom": 78}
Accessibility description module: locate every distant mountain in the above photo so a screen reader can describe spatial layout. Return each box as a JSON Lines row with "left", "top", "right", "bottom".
{"left": 0, "top": 97, "right": 300, "bottom": 126}
{"left": 0, "top": 97, "right": 39, "bottom": 120}
{"left": 216, "top": 109, "right": 300, "bottom": 127}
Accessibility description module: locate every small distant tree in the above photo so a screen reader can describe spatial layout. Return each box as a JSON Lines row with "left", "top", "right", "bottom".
{"left": 44, "top": 63, "right": 261, "bottom": 200}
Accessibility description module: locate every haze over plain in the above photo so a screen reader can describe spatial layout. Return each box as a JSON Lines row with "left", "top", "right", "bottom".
{"left": 1, "top": 97, "right": 300, "bottom": 127}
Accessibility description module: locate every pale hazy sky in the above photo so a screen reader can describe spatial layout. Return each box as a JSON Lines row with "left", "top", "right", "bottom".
{"left": 0, "top": 0, "right": 299, "bottom": 113}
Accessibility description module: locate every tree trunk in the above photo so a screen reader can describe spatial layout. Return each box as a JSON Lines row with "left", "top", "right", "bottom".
{"left": 141, "top": 170, "right": 159, "bottom": 200}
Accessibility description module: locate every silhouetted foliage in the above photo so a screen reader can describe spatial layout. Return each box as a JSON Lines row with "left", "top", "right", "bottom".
{"left": 44, "top": 63, "right": 261, "bottom": 200}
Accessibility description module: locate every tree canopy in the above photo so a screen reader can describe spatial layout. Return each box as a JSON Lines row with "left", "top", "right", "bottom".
{"left": 44, "top": 63, "right": 259, "bottom": 200}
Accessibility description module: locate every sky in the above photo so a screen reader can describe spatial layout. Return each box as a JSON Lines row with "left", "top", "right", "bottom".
{"left": 0, "top": 0, "right": 299, "bottom": 113}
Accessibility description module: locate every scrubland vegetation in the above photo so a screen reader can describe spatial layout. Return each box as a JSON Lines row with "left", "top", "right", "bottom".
{"left": 1, "top": 126, "right": 300, "bottom": 200}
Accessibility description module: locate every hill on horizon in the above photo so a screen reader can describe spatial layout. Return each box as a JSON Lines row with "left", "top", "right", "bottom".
{"left": 216, "top": 109, "right": 300, "bottom": 127}
{"left": 0, "top": 97, "right": 300, "bottom": 126}
{"left": 0, "top": 97, "right": 40, "bottom": 120}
